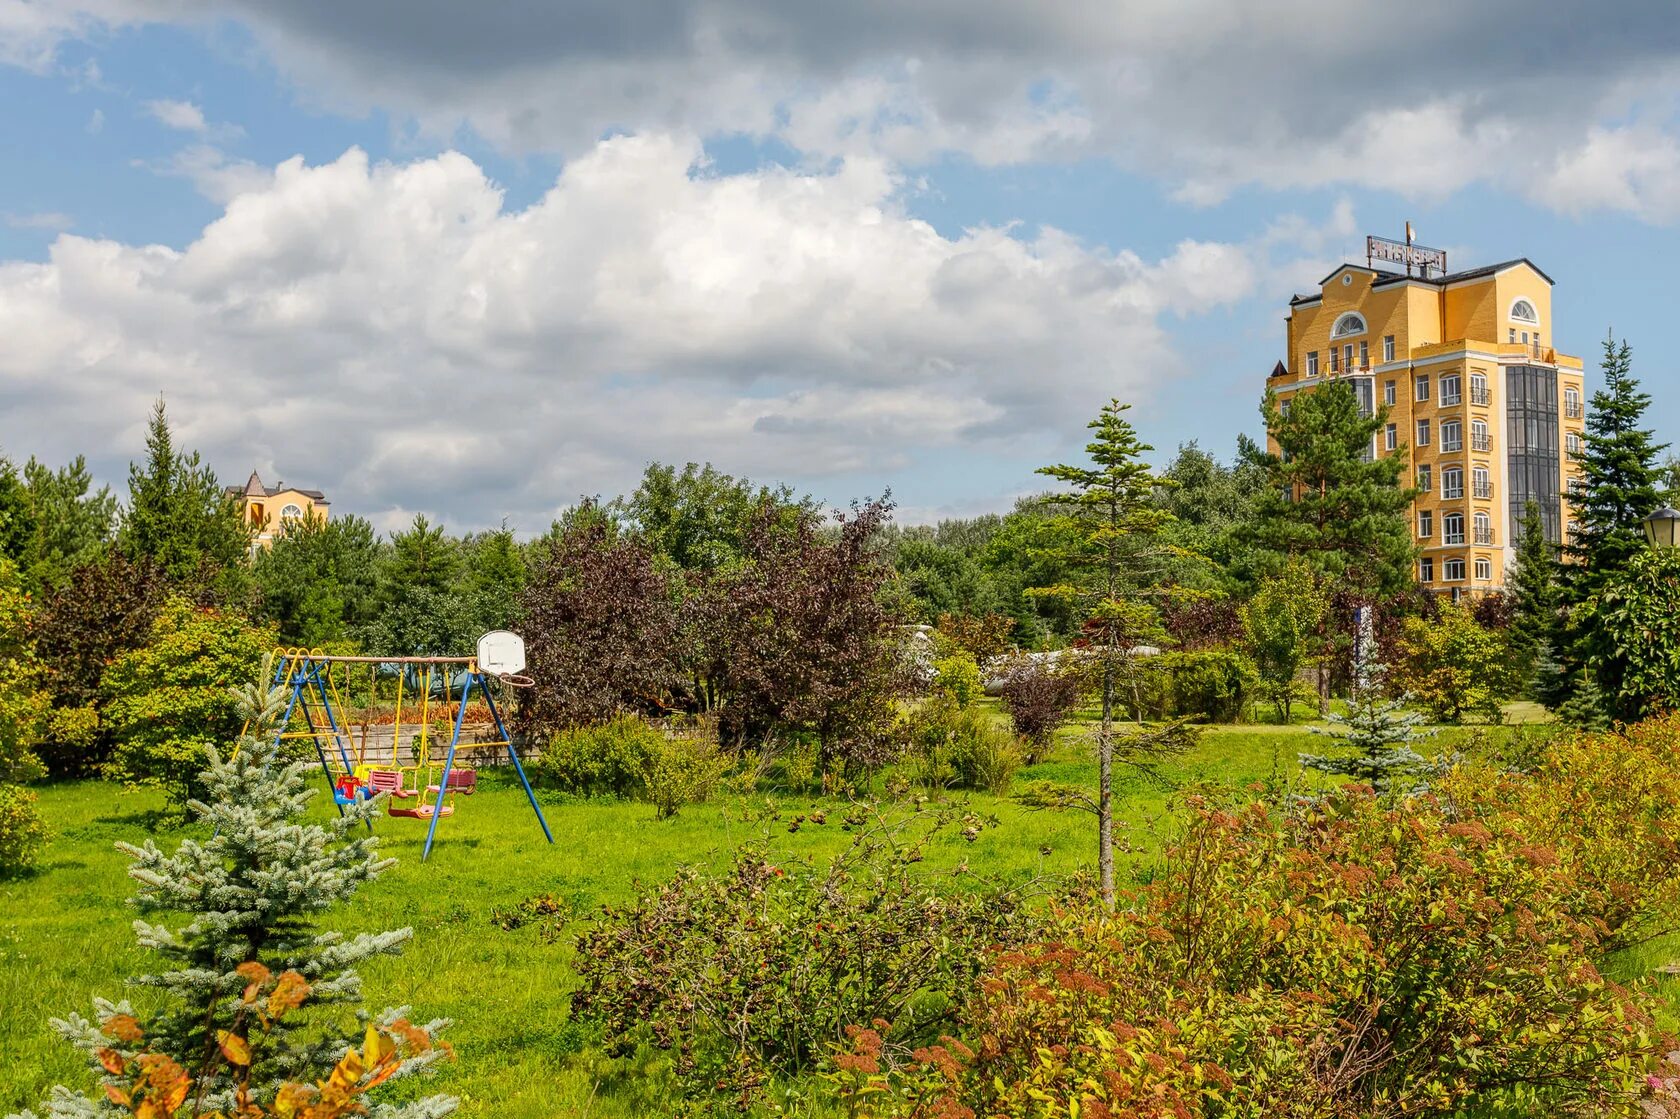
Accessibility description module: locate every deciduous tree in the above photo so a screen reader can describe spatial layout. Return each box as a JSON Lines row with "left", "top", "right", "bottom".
{"left": 1580, "top": 546, "right": 1680, "bottom": 723}
{"left": 518, "top": 504, "right": 684, "bottom": 734}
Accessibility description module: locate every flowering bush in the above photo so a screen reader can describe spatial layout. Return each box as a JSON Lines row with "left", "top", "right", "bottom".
{"left": 1441, "top": 714, "right": 1680, "bottom": 952}
{"left": 832, "top": 787, "right": 1659, "bottom": 1118}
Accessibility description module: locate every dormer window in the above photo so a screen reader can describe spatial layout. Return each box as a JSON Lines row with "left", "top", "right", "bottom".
{"left": 1510, "top": 298, "right": 1538, "bottom": 324}
{"left": 1331, "top": 312, "right": 1368, "bottom": 339}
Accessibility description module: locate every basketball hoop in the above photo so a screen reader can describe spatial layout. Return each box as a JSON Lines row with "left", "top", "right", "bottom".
{"left": 496, "top": 672, "right": 536, "bottom": 689}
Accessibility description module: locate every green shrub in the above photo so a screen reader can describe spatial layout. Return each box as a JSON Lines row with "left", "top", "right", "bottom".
{"left": 835, "top": 786, "right": 1659, "bottom": 1117}
{"left": 930, "top": 650, "right": 983, "bottom": 708}
{"left": 1130, "top": 649, "right": 1255, "bottom": 723}
{"left": 100, "top": 597, "right": 276, "bottom": 809}
{"left": 0, "top": 782, "right": 47, "bottom": 876}
{"left": 995, "top": 655, "right": 1083, "bottom": 763}
{"left": 902, "top": 700, "right": 1021, "bottom": 795}
{"left": 535, "top": 714, "right": 664, "bottom": 797}
{"left": 572, "top": 803, "right": 1030, "bottom": 1104}
{"left": 644, "top": 730, "right": 729, "bottom": 819}
{"left": 1392, "top": 602, "right": 1520, "bottom": 723}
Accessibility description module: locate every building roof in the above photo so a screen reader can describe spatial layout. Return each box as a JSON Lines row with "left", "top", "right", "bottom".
{"left": 1291, "top": 257, "right": 1553, "bottom": 306}
{"left": 226, "top": 470, "right": 329, "bottom": 503}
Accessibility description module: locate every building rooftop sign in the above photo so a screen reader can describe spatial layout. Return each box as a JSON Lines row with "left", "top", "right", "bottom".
{"left": 1366, "top": 232, "right": 1446, "bottom": 277}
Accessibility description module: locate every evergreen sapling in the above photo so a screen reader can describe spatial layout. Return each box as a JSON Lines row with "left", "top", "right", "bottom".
{"left": 1301, "top": 667, "right": 1434, "bottom": 797}
{"left": 11, "top": 664, "right": 455, "bottom": 1119}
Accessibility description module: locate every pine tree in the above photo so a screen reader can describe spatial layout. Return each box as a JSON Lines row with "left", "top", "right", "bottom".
{"left": 1566, "top": 335, "right": 1668, "bottom": 597}
{"left": 1506, "top": 500, "right": 1563, "bottom": 695}
{"left": 1253, "top": 381, "right": 1416, "bottom": 598}
{"left": 21, "top": 664, "right": 455, "bottom": 1118}
{"left": 1034, "top": 399, "right": 1203, "bottom": 909}
{"left": 1301, "top": 667, "right": 1434, "bottom": 796}
{"left": 19, "top": 454, "right": 117, "bottom": 593}
{"left": 119, "top": 399, "right": 252, "bottom": 589}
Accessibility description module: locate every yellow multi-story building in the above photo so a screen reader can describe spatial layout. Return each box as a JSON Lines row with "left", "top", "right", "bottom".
{"left": 228, "top": 470, "right": 330, "bottom": 549}
{"left": 1270, "top": 238, "right": 1586, "bottom": 596}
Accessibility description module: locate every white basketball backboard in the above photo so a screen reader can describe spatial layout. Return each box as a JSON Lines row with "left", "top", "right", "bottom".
{"left": 476, "top": 630, "right": 526, "bottom": 675}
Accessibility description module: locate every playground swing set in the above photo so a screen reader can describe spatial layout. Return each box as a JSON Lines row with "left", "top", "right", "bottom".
{"left": 256, "top": 630, "right": 552, "bottom": 861}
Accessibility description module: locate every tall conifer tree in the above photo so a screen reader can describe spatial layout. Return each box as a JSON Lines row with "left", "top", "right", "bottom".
{"left": 1566, "top": 335, "right": 1667, "bottom": 596}
{"left": 1253, "top": 382, "right": 1416, "bottom": 597}
{"left": 1034, "top": 399, "right": 1202, "bottom": 909}
{"left": 119, "top": 399, "right": 251, "bottom": 588}
{"left": 1507, "top": 500, "right": 1563, "bottom": 696}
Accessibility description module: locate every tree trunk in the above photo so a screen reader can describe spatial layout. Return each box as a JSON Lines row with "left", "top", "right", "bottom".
{"left": 1099, "top": 652, "right": 1115, "bottom": 911}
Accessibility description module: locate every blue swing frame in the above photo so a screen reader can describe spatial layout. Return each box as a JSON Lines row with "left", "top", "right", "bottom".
{"left": 267, "top": 651, "right": 554, "bottom": 861}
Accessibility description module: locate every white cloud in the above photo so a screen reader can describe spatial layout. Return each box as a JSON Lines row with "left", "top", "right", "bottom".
{"left": 1531, "top": 124, "right": 1680, "bottom": 223}
{"left": 4, "top": 210, "right": 72, "bottom": 230}
{"left": 0, "top": 137, "right": 1284, "bottom": 529}
{"left": 145, "top": 97, "right": 207, "bottom": 132}
{"left": 12, "top": 0, "right": 1680, "bottom": 220}
{"left": 140, "top": 142, "right": 272, "bottom": 203}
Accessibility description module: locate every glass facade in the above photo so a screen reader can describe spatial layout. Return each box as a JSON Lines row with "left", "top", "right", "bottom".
{"left": 1506, "top": 365, "right": 1561, "bottom": 543}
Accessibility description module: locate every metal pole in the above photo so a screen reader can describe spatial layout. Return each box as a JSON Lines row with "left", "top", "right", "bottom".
{"left": 294, "top": 668, "right": 346, "bottom": 819}
{"left": 422, "top": 672, "right": 472, "bottom": 862}
{"left": 483, "top": 679, "right": 553, "bottom": 845}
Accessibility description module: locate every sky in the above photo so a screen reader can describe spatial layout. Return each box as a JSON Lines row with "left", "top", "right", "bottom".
{"left": 2, "top": 1, "right": 1679, "bottom": 534}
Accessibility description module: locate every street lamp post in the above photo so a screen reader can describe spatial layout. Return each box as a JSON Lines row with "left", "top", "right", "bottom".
{"left": 1643, "top": 505, "right": 1680, "bottom": 550}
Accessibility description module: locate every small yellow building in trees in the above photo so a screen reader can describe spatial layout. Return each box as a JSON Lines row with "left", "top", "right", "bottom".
{"left": 1269, "top": 229, "right": 1587, "bottom": 597}
{"left": 227, "top": 471, "right": 330, "bottom": 549}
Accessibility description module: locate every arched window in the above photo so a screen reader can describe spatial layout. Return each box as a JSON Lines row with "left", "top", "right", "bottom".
{"left": 280, "top": 503, "right": 303, "bottom": 521}
{"left": 1474, "top": 511, "right": 1492, "bottom": 544}
{"left": 1331, "top": 312, "right": 1368, "bottom": 338}
{"left": 1510, "top": 298, "right": 1539, "bottom": 324}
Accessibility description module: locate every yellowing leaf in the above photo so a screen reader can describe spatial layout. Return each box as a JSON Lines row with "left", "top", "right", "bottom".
{"left": 218, "top": 1030, "right": 252, "bottom": 1067}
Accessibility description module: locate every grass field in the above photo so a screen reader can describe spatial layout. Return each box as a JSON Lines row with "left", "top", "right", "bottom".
{"left": 0, "top": 706, "right": 1585, "bottom": 1117}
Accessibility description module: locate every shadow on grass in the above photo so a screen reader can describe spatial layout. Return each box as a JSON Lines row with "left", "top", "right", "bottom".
{"left": 92, "top": 808, "right": 186, "bottom": 832}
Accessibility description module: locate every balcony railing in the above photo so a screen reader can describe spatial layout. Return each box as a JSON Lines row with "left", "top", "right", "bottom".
{"left": 1471, "top": 385, "right": 1490, "bottom": 405}
{"left": 1473, "top": 481, "right": 1493, "bottom": 499}
{"left": 1471, "top": 433, "right": 1490, "bottom": 452}
{"left": 1475, "top": 527, "right": 1494, "bottom": 545}
{"left": 1565, "top": 401, "right": 1583, "bottom": 418}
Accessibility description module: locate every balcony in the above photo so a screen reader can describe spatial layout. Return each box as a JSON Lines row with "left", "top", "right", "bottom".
{"left": 1473, "top": 481, "right": 1493, "bottom": 499}
{"left": 1471, "top": 385, "right": 1490, "bottom": 405}
{"left": 1471, "top": 433, "right": 1490, "bottom": 452}
{"left": 1475, "top": 527, "right": 1494, "bottom": 545}
{"left": 1565, "top": 401, "right": 1583, "bottom": 419}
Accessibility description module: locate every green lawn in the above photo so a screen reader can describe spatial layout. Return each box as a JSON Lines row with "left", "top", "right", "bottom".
{"left": 0, "top": 706, "right": 1579, "bottom": 1117}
